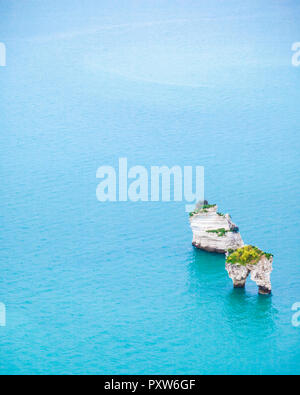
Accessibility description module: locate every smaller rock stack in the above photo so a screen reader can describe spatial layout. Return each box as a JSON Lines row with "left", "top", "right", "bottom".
{"left": 225, "top": 246, "right": 273, "bottom": 295}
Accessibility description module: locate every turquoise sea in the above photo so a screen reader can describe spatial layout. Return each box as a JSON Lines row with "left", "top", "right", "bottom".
{"left": 1, "top": 0, "right": 300, "bottom": 374}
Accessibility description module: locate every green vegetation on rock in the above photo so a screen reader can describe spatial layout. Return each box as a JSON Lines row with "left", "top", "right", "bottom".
{"left": 226, "top": 246, "right": 273, "bottom": 266}
{"left": 206, "top": 227, "right": 240, "bottom": 237}
{"left": 199, "top": 204, "right": 216, "bottom": 210}
{"left": 206, "top": 228, "right": 228, "bottom": 237}
{"left": 189, "top": 204, "right": 216, "bottom": 217}
{"left": 264, "top": 253, "right": 274, "bottom": 260}
{"left": 189, "top": 209, "right": 201, "bottom": 217}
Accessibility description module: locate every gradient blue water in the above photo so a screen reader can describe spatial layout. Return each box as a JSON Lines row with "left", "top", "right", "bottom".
{"left": 1, "top": 0, "right": 300, "bottom": 374}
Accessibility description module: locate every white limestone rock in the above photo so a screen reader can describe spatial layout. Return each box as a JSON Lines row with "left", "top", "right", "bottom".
{"left": 225, "top": 261, "right": 249, "bottom": 288}
{"left": 190, "top": 205, "right": 244, "bottom": 254}
{"left": 250, "top": 255, "right": 273, "bottom": 295}
{"left": 225, "top": 249, "right": 273, "bottom": 295}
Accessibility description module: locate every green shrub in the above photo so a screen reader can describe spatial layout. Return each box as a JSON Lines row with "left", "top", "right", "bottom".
{"left": 264, "top": 252, "right": 274, "bottom": 259}
{"left": 201, "top": 204, "right": 216, "bottom": 209}
{"left": 226, "top": 245, "right": 273, "bottom": 266}
{"left": 189, "top": 207, "right": 211, "bottom": 217}
{"left": 207, "top": 228, "right": 228, "bottom": 237}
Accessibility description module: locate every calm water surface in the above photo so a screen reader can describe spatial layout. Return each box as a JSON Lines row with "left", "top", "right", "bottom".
{"left": 0, "top": 0, "right": 300, "bottom": 374}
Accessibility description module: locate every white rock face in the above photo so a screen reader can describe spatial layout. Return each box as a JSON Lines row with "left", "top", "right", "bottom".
{"left": 225, "top": 254, "right": 273, "bottom": 295}
{"left": 250, "top": 255, "right": 273, "bottom": 294}
{"left": 190, "top": 205, "right": 244, "bottom": 254}
{"left": 225, "top": 261, "right": 249, "bottom": 288}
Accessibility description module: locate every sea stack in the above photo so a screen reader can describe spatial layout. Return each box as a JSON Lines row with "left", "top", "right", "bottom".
{"left": 189, "top": 203, "right": 244, "bottom": 254}
{"left": 225, "top": 246, "right": 273, "bottom": 294}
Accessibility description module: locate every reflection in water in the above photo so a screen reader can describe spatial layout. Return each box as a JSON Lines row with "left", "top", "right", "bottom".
{"left": 224, "top": 288, "right": 277, "bottom": 338}
{"left": 188, "top": 247, "right": 278, "bottom": 338}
